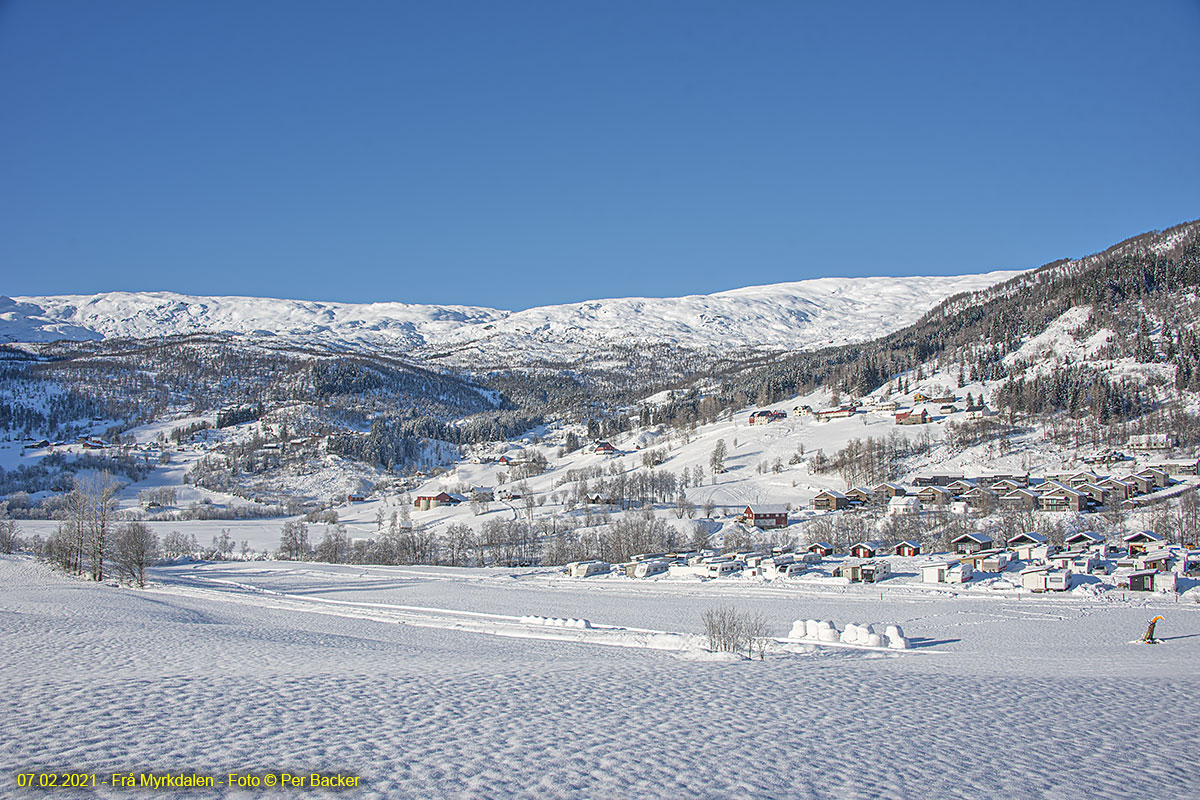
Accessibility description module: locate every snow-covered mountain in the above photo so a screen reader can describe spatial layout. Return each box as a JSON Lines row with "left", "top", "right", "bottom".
{"left": 2, "top": 272, "right": 1020, "bottom": 363}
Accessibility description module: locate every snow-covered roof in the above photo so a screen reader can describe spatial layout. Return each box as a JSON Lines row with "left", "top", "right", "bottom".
{"left": 1124, "top": 530, "right": 1165, "bottom": 543}
{"left": 851, "top": 540, "right": 887, "bottom": 551}
{"left": 952, "top": 532, "right": 993, "bottom": 544}
{"left": 746, "top": 504, "right": 788, "bottom": 515}
{"left": 1007, "top": 532, "right": 1049, "bottom": 546}
{"left": 1065, "top": 531, "right": 1104, "bottom": 543}
{"left": 815, "top": 489, "right": 848, "bottom": 499}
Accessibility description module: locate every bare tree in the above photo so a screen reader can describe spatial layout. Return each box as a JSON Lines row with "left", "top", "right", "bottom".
{"left": 112, "top": 521, "right": 160, "bottom": 587}
{"left": 0, "top": 502, "right": 18, "bottom": 554}
{"left": 72, "top": 472, "right": 121, "bottom": 582}
{"left": 279, "top": 519, "right": 311, "bottom": 560}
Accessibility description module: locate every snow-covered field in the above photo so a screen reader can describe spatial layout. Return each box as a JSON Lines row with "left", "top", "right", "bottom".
{"left": 5, "top": 555, "right": 1198, "bottom": 799}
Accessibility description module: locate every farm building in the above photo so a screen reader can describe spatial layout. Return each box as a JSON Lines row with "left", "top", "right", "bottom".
{"left": 895, "top": 409, "right": 930, "bottom": 425}
{"left": 414, "top": 491, "right": 457, "bottom": 511}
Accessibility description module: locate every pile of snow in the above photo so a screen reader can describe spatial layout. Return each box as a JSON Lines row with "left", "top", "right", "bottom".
{"left": 789, "top": 619, "right": 909, "bottom": 650}
{"left": 519, "top": 616, "right": 592, "bottom": 629}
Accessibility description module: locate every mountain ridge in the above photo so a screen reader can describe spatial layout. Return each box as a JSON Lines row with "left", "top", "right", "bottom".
{"left": 3, "top": 272, "right": 1022, "bottom": 365}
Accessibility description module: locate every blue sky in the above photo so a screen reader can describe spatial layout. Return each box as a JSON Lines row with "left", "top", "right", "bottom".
{"left": 2, "top": 1, "right": 1198, "bottom": 309}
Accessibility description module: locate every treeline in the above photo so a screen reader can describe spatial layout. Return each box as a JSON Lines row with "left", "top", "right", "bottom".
{"left": 275, "top": 509, "right": 694, "bottom": 568}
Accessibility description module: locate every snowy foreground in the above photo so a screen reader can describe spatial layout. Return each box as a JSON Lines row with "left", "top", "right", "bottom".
{"left": 4, "top": 556, "right": 1199, "bottom": 799}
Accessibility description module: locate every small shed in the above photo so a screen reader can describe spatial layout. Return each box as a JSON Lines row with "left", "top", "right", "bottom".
{"left": 807, "top": 541, "right": 834, "bottom": 557}
{"left": 1127, "top": 569, "right": 1157, "bottom": 592}
{"left": 893, "top": 540, "right": 921, "bottom": 557}
{"left": 850, "top": 540, "right": 886, "bottom": 559}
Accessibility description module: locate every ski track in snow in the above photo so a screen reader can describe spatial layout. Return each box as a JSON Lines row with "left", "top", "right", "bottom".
{"left": 4, "top": 556, "right": 1199, "bottom": 799}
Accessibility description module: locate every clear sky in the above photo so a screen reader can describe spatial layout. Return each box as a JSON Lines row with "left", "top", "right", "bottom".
{"left": 2, "top": 1, "right": 1198, "bottom": 310}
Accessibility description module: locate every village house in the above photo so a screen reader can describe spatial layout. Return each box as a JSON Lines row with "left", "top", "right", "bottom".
{"left": 1075, "top": 483, "right": 1108, "bottom": 505}
{"left": 1127, "top": 433, "right": 1170, "bottom": 452}
{"left": 844, "top": 487, "right": 874, "bottom": 505}
{"left": 812, "top": 490, "right": 850, "bottom": 511}
{"left": 1136, "top": 467, "right": 1170, "bottom": 489}
{"left": 1003, "top": 484, "right": 1041, "bottom": 510}
{"left": 1037, "top": 484, "right": 1088, "bottom": 512}
{"left": 874, "top": 482, "right": 908, "bottom": 499}
{"left": 893, "top": 540, "right": 921, "bottom": 557}
{"left": 914, "top": 474, "right": 965, "bottom": 487}
{"left": 593, "top": 441, "right": 616, "bottom": 455}
{"left": 888, "top": 495, "right": 922, "bottom": 515}
{"left": 1097, "top": 477, "right": 1134, "bottom": 502}
{"left": 944, "top": 479, "right": 976, "bottom": 497}
{"left": 807, "top": 541, "right": 834, "bottom": 557}
{"left": 1157, "top": 458, "right": 1200, "bottom": 475}
{"left": 961, "top": 486, "right": 997, "bottom": 509}
{"left": 1124, "top": 473, "right": 1155, "bottom": 495}
{"left": 743, "top": 504, "right": 789, "bottom": 529}
{"left": 916, "top": 485, "right": 955, "bottom": 506}
{"left": 951, "top": 532, "right": 993, "bottom": 554}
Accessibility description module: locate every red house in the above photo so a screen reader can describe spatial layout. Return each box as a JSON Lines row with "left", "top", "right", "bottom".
{"left": 893, "top": 540, "right": 921, "bottom": 557}
{"left": 743, "top": 504, "right": 788, "bottom": 529}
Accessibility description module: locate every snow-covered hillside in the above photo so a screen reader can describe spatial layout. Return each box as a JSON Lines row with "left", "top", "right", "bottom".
{"left": 2, "top": 271, "right": 1019, "bottom": 363}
